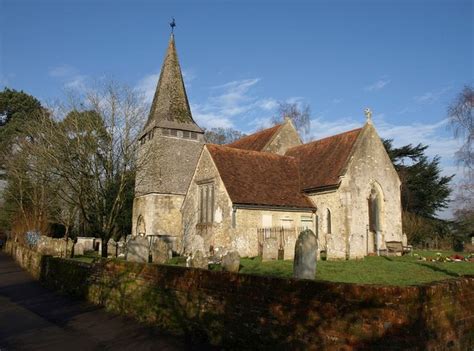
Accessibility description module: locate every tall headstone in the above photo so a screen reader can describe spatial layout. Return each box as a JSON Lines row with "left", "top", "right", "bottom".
{"left": 283, "top": 234, "right": 297, "bottom": 260}
{"left": 293, "top": 229, "right": 317, "bottom": 280}
{"left": 107, "top": 239, "right": 117, "bottom": 257}
{"left": 126, "top": 236, "right": 149, "bottom": 263}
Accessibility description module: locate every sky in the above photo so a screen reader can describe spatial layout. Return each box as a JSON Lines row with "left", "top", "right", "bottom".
{"left": 1, "top": 0, "right": 473, "bottom": 217}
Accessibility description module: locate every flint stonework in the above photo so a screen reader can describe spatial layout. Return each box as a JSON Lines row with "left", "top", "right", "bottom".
{"left": 293, "top": 229, "right": 317, "bottom": 280}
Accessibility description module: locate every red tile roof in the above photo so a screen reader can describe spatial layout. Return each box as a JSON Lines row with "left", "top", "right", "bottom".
{"left": 286, "top": 128, "right": 362, "bottom": 191}
{"left": 207, "top": 144, "right": 315, "bottom": 209}
{"left": 226, "top": 124, "right": 282, "bottom": 151}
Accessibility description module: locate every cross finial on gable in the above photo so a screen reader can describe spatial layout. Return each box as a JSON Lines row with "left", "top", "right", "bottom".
{"left": 364, "top": 108, "right": 372, "bottom": 124}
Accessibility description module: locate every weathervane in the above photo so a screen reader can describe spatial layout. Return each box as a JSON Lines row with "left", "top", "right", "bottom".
{"left": 364, "top": 107, "right": 372, "bottom": 124}
{"left": 170, "top": 18, "right": 176, "bottom": 34}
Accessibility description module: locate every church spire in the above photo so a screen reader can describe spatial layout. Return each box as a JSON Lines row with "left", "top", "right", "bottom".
{"left": 143, "top": 33, "right": 202, "bottom": 134}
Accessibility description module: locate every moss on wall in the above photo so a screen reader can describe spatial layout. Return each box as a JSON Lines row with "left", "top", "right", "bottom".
{"left": 4, "top": 241, "right": 474, "bottom": 350}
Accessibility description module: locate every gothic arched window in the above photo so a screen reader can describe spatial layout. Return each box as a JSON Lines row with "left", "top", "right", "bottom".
{"left": 326, "top": 209, "right": 332, "bottom": 234}
{"left": 137, "top": 215, "right": 146, "bottom": 236}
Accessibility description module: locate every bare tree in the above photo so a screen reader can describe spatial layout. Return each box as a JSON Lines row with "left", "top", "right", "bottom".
{"left": 204, "top": 127, "right": 246, "bottom": 144}
{"left": 448, "top": 85, "right": 473, "bottom": 241}
{"left": 448, "top": 85, "right": 473, "bottom": 173}
{"left": 271, "top": 102, "right": 311, "bottom": 141}
{"left": 28, "top": 80, "right": 148, "bottom": 257}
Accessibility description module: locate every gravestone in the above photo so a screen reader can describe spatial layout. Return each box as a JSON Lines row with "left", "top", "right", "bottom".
{"left": 262, "top": 237, "right": 279, "bottom": 261}
{"left": 221, "top": 251, "right": 240, "bottom": 272}
{"left": 326, "top": 234, "right": 346, "bottom": 260}
{"left": 107, "top": 240, "right": 117, "bottom": 257}
{"left": 191, "top": 250, "right": 208, "bottom": 269}
{"left": 74, "top": 243, "right": 84, "bottom": 256}
{"left": 151, "top": 239, "right": 171, "bottom": 264}
{"left": 76, "top": 237, "right": 95, "bottom": 251}
{"left": 283, "top": 235, "right": 297, "bottom": 260}
{"left": 402, "top": 233, "right": 408, "bottom": 247}
{"left": 293, "top": 229, "right": 317, "bottom": 280}
{"left": 126, "top": 236, "right": 149, "bottom": 263}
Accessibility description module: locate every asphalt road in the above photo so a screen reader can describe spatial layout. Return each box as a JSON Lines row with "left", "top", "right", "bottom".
{"left": 0, "top": 252, "right": 191, "bottom": 351}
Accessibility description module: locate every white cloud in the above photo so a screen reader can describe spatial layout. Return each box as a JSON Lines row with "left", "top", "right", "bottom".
{"left": 49, "top": 64, "right": 76, "bottom": 78}
{"left": 414, "top": 86, "right": 451, "bottom": 104}
{"left": 135, "top": 73, "right": 160, "bottom": 103}
{"left": 49, "top": 64, "right": 89, "bottom": 91}
{"left": 332, "top": 98, "right": 342, "bottom": 104}
{"left": 364, "top": 78, "right": 391, "bottom": 92}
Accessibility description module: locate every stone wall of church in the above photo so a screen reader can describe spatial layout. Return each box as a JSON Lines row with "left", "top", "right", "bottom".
{"left": 309, "top": 190, "right": 348, "bottom": 260}
{"left": 132, "top": 194, "right": 184, "bottom": 246}
{"left": 339, "top": 124, "right": 403, "bottom": 259}
{"left": 182, "top": 147, "right": 315, "bottom": 258}
{"left": 232, "top": 208, "right": 315, "bottom": 257}
{"left": 134, "top": 128, "right": 204, "bottom": 196}
{"left": 181, "top": 148, "right": 233, "bottom": 254}
{"left": 264, "top": 120, "right": 302, "bottom": 155}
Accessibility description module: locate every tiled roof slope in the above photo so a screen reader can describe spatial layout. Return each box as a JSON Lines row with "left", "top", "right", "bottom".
{"left": 286, "top": 128, "right": 362, "bottom": 191}
{"left": 207, "top": 144, "right": 315, "bottom": 209}
{"left": 143, "top": 34, "right": 203, "bottom": 135}
{"left": 226, "top": 124, "right": 282, "bottom": 151}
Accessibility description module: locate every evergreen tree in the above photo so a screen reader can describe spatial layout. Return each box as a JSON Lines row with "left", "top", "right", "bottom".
{"left": 383, "top": 139, "right": 453, "bottom": 218}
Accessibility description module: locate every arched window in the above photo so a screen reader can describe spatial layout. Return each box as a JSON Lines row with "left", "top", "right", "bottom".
{"left": 137, "top": 215, "right": 146, "bottom": 236}
{"left": 326, "top": 209, "right": 332, "bottom": 234}
{"left": 368, "top": 188, "right": 381, "bottom": 233}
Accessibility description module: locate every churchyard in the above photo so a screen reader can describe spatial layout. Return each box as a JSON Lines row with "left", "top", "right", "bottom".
{"left": 72, "top": 247, "right": 474, "bottom": 286}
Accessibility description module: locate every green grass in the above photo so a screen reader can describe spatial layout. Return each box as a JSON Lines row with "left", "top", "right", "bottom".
{"left": 237, "top": 251, "right": 474, "bottom": 286}
{"left": 72, "top": 249, "right": 473, "bottom": 286}
{"left": 68, "top": 250, "right": 100, "bottom": 264}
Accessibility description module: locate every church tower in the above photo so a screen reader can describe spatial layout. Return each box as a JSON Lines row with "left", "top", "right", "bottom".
{"left": 132, "top": 33, "right": 204, "bottom": 246}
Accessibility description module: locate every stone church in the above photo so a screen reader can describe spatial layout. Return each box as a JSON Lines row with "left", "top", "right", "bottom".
{"left": 132, "top": 34, "right": 403, "bottom": 260}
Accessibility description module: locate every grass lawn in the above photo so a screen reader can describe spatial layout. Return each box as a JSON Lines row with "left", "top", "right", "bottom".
{"left": 71, "top": 249, "right": 473, "bottom": 286}
{"left": 236, "top": 251, "right": 474, "bottom": 286}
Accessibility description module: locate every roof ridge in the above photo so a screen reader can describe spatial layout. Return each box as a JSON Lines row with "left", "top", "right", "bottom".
{"left": 287, "top": 127, "right": 362, "bottom": 152}
{"left": 207, "top": 143, "right": 296, "bottom": 160}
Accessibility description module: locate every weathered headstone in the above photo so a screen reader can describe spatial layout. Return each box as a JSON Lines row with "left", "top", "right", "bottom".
{"left": 184, "top": 234, "right": 205, "bottom": 255}
{"left": 107, "top": 240, "right": 117, "bottom": 257}
{"left": 191, "top": 250, "right": 208, "bottom": 269}
{"left": 262, "top": 237, "right": 279, "bottom": 261}
{"left": 283, "top": 235, "right": 297, "bottom": 260}
{"left": 74, "top": 243, "right": 84, "bottom": 256}
{"left": 126, "top": 236, "right": 149, "bottom": 263}
{"left": 76, "top": 237, "right": 95, "bottom": 251}
{"left": 326, "top": 234, "right": 346, "bottom": 260}
{"left": 293, "top": 229, "right": 317, "bottom": 280}
{"left": 221, "top": 251, "right": 240, "bottom": 272}
{"left": 151, "top": 239, "right": 171, "bottom": 264}
{"left": 402, "top": 233, "right": 408, "bottom": 247}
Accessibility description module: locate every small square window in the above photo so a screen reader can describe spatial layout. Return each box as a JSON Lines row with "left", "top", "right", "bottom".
{"left": 183, "top": 131, "right": 190, "bottom": 138}
{"left": 170, "top": 129, "right": 178, "bottom": 137}
{"left": 191, "top": 132, "right": 197, "bottom": 139}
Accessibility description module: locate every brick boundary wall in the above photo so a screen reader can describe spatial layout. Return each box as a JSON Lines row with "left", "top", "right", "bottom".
{"left": 3, "top": 241, "right": 474, "bottom": 350}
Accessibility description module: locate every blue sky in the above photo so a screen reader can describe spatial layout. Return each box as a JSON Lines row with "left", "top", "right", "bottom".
{"left": 1, "top": 0, "right": 473, "bottom": 217}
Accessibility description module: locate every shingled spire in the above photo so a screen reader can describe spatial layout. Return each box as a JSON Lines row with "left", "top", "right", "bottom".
{"left": 143, "top": 34, "right": 202, "bottom": 134}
